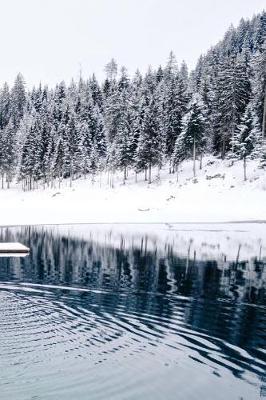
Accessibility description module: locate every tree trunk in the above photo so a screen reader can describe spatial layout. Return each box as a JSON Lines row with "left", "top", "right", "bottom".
{"left": 70, "top": 171, "right": 72, "bottom": 187}
{"left": 176, "top": 163, "right": 179, "bottom": 183}
{"left": 263, "top": 85, "right": 266, "bottom": 139}
{"left": 221, "top": 135, "right": 226, "bottom": 159}
{"left": 243, "top": 156, "right": 247, "bottom": 181}
{"left": 148, "top": 163, "right": 152, "bottom": 184}
{"left": 193, "top": 136, "right": 196, "bottom": 178}
{"left": 144, "top": 168, "right": 147, "bottom": 181}
{"left": 123, "top": 166, "right": 127, "bottom": 184}
{"left": 1, "top": 173, "right": 4, "bottom": 189}
{"left": 111, "top": 172, "right": 114, "bottom": 188}
{"left": 200, "top": 154, "right": 203, "bottom": 170}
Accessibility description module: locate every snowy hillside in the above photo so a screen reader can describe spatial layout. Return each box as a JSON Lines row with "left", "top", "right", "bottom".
{"left": 1, "top": 156, "right": 266, "bottom": 225}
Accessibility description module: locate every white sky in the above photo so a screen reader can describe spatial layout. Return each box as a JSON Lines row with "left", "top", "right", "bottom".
{"left": 1, "top": 0, "right": 265, "bottom": 88}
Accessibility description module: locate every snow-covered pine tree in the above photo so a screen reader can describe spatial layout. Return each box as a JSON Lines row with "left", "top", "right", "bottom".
{"left": 64, "top": 108, "right": 83, "bottom": 185}
{"left": 88, "top": 73, "right": 103, "bottom": 110}
{"left": 162, "top": 53, "right": 187, "bottom": 169}
{"left": 251, "top": 41, "right": 266, "bottom": 138}
{"left": 0, "top": 120, "right": 16, "bottom": 188}
{"left": 52, "top": 135, "right": 65, "bottom": 188}
{"left": 78, "top": 120, "right": 92, "bottom": 177}
{"left": 104, "top": 58, "right": 118, "bottom": 82}
{"left": 252, "top": 11, "right": 266, "bottom": 52}
{"left": 11, "top": 73, "right": 27, "bottom": 129}
{"left": 92, "top": 105, "right": 106, "bottom": 167}
{"left": 135, "top": 88, "right": 164, "bottom": 183}
{"left": 231, "top": 104, "right": 259, "bottom": 180}
{"left": 175, "top": 94, "right": 207, "bottom": 177}
{"left": 112, "top": 67, "right": 133, "bottom": 182}
{"left": 2, "top": 120, "right": 17, "bottom": 188}
{"left": 171, "top": 133, "right": 187, "bottom": 182}
{"left": 18, "top": 111, "right": 42, "bottom": 190}
{"left": 129, "top": 70, "right": 144, "bottom": 181}
{"left": 0, "top": 83, "right": 11, "bottom": 130}
{"left": 103, "top": 72, "right": 120, "bottom": 146}
{"left": 218, "top": 54, "right": 251, "bottom": 157}
{"left": 0, "top": 129, "right": 5, "bottom": 187}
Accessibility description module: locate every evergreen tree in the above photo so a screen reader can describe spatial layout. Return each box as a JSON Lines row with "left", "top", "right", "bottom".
{"left": 252, "top": 41, "right": 266, "bottom": 138}
{"left": 0, "top": 121, "right": 16, "bottom": 188}
{"left": 162, "top": 70, "right": 188, "bottom": 167}
{"left": 231, "top": 105, "right": 259, "bottom": 180}
{"left": 218, "top": 54, "right": 251, "bottom": 157}
{"left": 175, "top": 94, "right": 207, "bottom": 177}
{"left": 11, "top": 73, "right": 26, "bottom": 129}
{"left": 18, "top": 111, "right": 41, "bottom": 190}
{"left": 135, "top": 90, "right": 164, "bottom": 183}
{"left": 0, "top": 83, "right": 11, "bottom": 129}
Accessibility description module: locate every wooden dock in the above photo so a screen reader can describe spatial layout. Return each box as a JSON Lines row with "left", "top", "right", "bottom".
{"left": 0, "top": 242, "right": 30, "bottom": 254}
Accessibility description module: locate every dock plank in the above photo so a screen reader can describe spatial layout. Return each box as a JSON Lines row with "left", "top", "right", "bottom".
{"left": 0, "top": 242, "right": 30, "bottom": 253}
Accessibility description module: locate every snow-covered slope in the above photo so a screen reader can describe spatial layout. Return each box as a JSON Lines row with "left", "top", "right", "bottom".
{"left": 1, "top": 156, "right": 266, "bottom": 225}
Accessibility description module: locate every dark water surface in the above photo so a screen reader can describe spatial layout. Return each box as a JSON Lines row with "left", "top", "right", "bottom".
{"left": 0, "top": 224, "right": 265, "bottom": 400}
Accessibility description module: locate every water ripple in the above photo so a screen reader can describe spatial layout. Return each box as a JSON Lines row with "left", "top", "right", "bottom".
{"left": 0, "top": 224, "right": 265, "bottom": 400}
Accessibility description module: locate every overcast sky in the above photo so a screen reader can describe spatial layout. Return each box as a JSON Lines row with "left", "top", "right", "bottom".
{"left": 1, "top": 0, "right": 265, "bottom": 87}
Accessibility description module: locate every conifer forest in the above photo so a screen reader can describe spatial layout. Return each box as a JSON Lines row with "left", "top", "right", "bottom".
{"left": 0, "top": 11, "right": 265, "bottom": 190}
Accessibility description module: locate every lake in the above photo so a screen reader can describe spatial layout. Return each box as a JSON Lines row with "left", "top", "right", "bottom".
{"left": 0, "top": 224, "right": 265, "bottom": 400}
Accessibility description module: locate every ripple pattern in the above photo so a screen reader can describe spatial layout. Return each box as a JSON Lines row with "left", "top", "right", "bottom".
{"left": 0, "top": 284, "right": 265, "bottom": 400}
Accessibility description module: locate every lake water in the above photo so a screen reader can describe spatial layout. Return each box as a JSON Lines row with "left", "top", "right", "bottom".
{"left": 0, "top": 224, "right": 265, "bottom": 400}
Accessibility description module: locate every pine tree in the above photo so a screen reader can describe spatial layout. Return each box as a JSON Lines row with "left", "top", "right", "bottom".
{"left": 3, "top": 121, "right": 16, "bottom": 188}
{"left": 218, "top": 54, "right": 251, "bottom": 157}
{"left": 104, "top": 58, "right": 118, "bottom": 82}
{"left": 11, "top": 73, "right": 26, "bottom": 129}
{"left": 0, "top": 83, "right": 11, "bottom": 129}
{"left": 171, "top": 133, "right": 187, "bottom": 181}
{"left": 135, "top": 89, "right": 164, "bottom": 183}
{"left": 130, "top": 70, "right": 144, "bottom": 173}
{"left": 0, "top": 120, "right": 16, "bottom": 188}
{"left": 252, "top": 11, "right": 266, "bottom": 52}
{"left": 231, "top": 105, "right": 259, "bottom": 180}
{"left": 78, "top": 120, "right": 92, "bottom": 177}
{"left": 52, "top": 135, "right": 65, "bottom": 188}
{"left": 175, "top": 94, "right": 207, "bottom": 177}
{"left": 18, "top": 111, "right": 41, "bottom": 190}
{"left": 162, "top": 70, "right": 188, "bottom": 168}
{"left": 252, "top": 41, "right": 266, "bottom": 138}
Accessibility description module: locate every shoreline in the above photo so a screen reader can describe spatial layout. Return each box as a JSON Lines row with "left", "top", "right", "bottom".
{"left": 1, "top": 157, "right": 266, "bottom": 227}
{"left": 1, "top": 220, "right": 266, "bottom": 228}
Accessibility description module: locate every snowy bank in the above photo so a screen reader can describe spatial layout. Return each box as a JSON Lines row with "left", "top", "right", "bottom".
{"left": 1, "top": 156, "right": 266, "bottom": 226}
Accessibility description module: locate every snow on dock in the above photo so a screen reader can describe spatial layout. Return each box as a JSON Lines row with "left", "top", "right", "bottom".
{"left": 0, "top": 243, "right": 30, "bottom": 254}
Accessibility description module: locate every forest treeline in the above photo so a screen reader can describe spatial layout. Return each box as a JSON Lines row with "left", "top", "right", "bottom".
{"left": 0, "top": 11, "right": 265, "bottom": 189}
